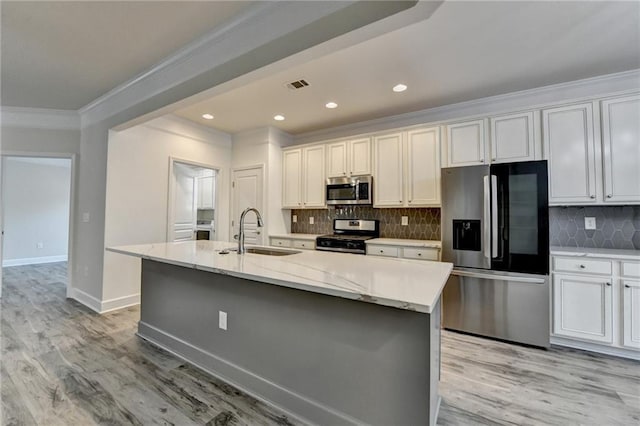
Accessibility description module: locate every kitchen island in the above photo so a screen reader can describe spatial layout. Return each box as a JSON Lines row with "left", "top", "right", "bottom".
{"left": 108, "top": 240, "right": 452, "bottom": 426}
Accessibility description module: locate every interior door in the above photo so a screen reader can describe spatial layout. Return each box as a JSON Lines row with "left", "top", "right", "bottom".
{"left": 232, "top": 167, "right": 264, "bottom": 245}
{"left": 171, "top": 163, "right": 197, "bottom": 242}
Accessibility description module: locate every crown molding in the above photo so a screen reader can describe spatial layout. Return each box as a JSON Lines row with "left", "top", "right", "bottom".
{"left": 1, "top": 107, "right": 80, "bottom": 130}
{"left": 294, "top": 69, "right": 640, "bottom": 145}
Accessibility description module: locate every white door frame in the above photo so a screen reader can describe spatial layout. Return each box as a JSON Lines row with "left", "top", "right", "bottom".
{"left": 231, "top": 164, "right": 266, "bottom": 242}
{"left": 166, "top": 157, "right": 222, "bottom": 242}
{"left": 0, "top": 151, "right": 77, "bottom": 299}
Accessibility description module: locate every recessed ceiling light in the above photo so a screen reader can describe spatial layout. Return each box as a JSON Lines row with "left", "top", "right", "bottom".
{"left": 392, "top": 84, "right": 407, "bottom": 93}
{"left": 202, "top": 113, "right": 214, "bottom": 120}
{"left": 325, "top": 102, "right": 338, "bottom": 109}
{"left": 274, "top": 114, "right": 285, "bottom": 121}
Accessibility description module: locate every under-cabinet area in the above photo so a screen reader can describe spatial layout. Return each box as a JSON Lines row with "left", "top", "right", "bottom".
{"left": 551, "top": 248, "right": 640, "bottom": 358}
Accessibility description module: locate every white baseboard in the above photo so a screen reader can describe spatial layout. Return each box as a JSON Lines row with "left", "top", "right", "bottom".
{"left": 551, "top": 336, "right": 640, "bottom": 361}
{"left": 70, "top": 288, "right": 102, "bottom": 313}
{"left": 2, "top": 255, "right": 68, "bottom": 267}
{"left": 100, "top": 293, "right": 140, "bottom": 313}
{"left": 69, "top": 288, "right": 140, "bottom": 314}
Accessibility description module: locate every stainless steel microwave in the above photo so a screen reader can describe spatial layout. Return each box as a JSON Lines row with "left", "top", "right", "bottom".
{"left": 326, "top": 175, "right": 372, "bottom": 205}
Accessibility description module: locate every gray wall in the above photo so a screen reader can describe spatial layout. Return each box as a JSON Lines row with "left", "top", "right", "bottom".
{"left": 1, "top": 126, "right": 80, "bottom": 155}
{"left": 549, "top": 206, "right": 640, "bottom": 249}
{"left": 1, "top": 157, "right": 71, "bottom": 264}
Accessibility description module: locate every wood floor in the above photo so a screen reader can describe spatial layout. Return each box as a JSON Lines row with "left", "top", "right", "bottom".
{"left": 2, "top": 263, "right": 639, "bottom": 426}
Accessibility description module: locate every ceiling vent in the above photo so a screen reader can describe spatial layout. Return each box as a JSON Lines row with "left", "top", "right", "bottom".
{"left": 286, "top": 79, "right": 309, "bottom": 90}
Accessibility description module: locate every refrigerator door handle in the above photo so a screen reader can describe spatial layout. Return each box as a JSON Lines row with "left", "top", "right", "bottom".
{"left": 491, "top": 174, "right": 498, "bottom": 259}
{"left": 483, "top": 175, "right": 491, "bottom": 260}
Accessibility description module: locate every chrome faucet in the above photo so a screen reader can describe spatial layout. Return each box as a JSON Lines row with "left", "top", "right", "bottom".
{"left": 237, "top": 207, "right": 264, "bottom": 254}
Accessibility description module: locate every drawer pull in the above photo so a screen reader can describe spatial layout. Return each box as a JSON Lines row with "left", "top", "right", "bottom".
{"left": 590, "top": 195, "right": 596, "bottom": 199}
{"left": 625, "top": 284, "right": 631, "bottom": 288}
{"left": 607, "top": 194, "right": 612, "bottom": 198}
{"left": 418, "top": 253, "right": 422, "bottom": 256}
{"left": 579, "top": 264, "right": 586, "bottom": 269}
{"left": 606, "top": 282, "right": 611, "bottom": 286}
{"left": 380, "top": 250, "right": 384, "bottom": 253}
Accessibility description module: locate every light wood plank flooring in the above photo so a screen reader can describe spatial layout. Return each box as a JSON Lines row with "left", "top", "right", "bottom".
{"left": 2, "top": 263, "right": 639, "bottom": 425}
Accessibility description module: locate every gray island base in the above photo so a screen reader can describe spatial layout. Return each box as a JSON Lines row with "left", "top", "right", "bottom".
{"left": 138, "top": 259, "right": 442, "bottom": 425}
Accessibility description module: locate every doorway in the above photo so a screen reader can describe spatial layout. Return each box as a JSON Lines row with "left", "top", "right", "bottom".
{"left": 0, "top": 153, "right": 76, "bottom": 299}
{"left": 231, "top": 165, "right": 265, "bottom": 246}
{"left": 167, "top": 159, "right": 218, "bottom": 243}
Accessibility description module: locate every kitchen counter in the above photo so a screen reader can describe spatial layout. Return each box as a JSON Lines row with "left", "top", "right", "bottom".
{"left": 366, "top": 238, "right": 441, "bottom": 248}
{"left": 109, "top": 240, "right": 449, "bottom": 425}
{"left": 550, "top": 246, "right": 640, "bottom": 260}
{"left": 108, "top": 240, "right": 452, "bottom": 313}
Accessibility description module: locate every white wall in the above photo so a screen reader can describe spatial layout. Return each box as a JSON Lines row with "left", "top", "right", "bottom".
{"left": 1, "top": 157, "right": 71, "bottom": 266}
{"left": 231, "top": 127, "right": 291, "bottom": 237}
{"left": 102, "top": 115, "right": 232, "bottom": 309}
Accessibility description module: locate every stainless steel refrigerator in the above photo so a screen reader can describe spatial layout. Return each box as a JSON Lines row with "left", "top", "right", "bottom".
{"left": 441, "top": 161, "right": 550, "bottom": 348}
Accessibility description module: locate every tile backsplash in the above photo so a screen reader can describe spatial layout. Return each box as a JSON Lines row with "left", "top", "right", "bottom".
{"left": 291, "top": 207, "right": 440, "bottom": 240}
{"left": 549, "top": 206, "right": 640, "bottom": 250}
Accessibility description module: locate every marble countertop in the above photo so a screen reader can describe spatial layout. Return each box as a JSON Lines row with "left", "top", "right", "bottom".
{"left": 550, "top": 246, "right": 640, "bottom": 261}
{"left": 107, "top": 240, "right": 452, "bottom": 314}
{"left": 269, "top": 233, "right": 321, "bottom": 240}
{"left": 366, "top": 238, "right": 442, "bottom": 248}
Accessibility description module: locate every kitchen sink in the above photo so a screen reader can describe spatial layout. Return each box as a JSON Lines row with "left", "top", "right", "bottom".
{"left": 245, "top": 247, "right": 301, "bottom": 256}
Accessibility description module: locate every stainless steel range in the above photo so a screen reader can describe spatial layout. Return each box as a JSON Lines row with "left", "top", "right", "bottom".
{"left": 316, "top": 219, "right": 379, "bottom": 254}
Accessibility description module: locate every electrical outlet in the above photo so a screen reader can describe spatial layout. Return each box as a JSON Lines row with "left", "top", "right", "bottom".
{"left": 292, "top": 215, "right": 297, "bottom": 223}
{"left": 36, "top": 242, "right": 44, "bottom": 249}
{"left": 401, "top": 216, "right": 409, "bottom": 226}
{"left": 309, "top": 217, "right": 314, "bottom": 225}
{"left": 219, "top": 311, "right": 227, "bottom": 330}
{"left": 585, "top": 217, "right": 596, "bottom": 230}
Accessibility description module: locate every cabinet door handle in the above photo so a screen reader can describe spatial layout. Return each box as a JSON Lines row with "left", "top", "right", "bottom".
{"left": 607, "top": 194, "right": 613, "bottom": 198}
{"left": 625, "top": 284, "right": 631, "bottom": 288}
{"left": 590, "top": 195, "right": 596, "bottom": 199}
{"left": 379, "top": 250, "right": 384, "bottom": 253}
{"left": 579, "top": 264, "right": 586, "bottom": 269}
{"left": 417, "top": 253, "right": 422, "bottom": 256}
{"left": 605, "top": 282, "right": 611, "bottom": 286}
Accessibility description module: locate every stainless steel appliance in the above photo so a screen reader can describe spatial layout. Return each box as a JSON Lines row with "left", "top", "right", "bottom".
{"left": 326, "top": 175, "right": 372, "bottom": 205}
{"left": 441, "top": 161, "right": 550, "bottom": 348}
{"left": 316, "top": 219, "right": 379, "bottom": 254}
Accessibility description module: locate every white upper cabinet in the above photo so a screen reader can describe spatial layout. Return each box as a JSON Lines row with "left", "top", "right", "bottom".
{"left": 282, "top": 146, "right": 325, "bottom": 209}
{"left": 349, "top": 138, "right": 371, "bottom": 176}
{"left": 406, "top": 127, "right": 440, "bottom": 207}
{"left": 326, "top": 138, "right": 371, "bottom": 178}
{"left": 489, "top": 111, "right": 537, "bottom": 163}
{"left": 197, "top": 175, "right": 215, "bottom": 209}
{"left": 282, "top": 149, "right": 302, "bottom": 208}
{"left": 303, "top": 145, "right": 326, "bottom": 208}
{"left": 372, "top": 128, "right": 441, "bottom": 208}
{"left": 446, "top": 119, "right": 486, "bottom": 167}
{"left": 543, "top": 102, "right": 599, "bottom": 204}
{"left": 601, "top": 94, "right": 640, "bottom": 203}
{"left": 373, "top": 132, "right": 404, "bottom": 207}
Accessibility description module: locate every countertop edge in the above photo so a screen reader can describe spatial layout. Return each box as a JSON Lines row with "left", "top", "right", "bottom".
{"left": 106, "top": 245, "right": 451, "bottom": 314}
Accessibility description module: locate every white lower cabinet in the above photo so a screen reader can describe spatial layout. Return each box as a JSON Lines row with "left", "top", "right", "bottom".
{"left": 552, "top": 254, "right": 640, "bottom": 358}
{"left": 622, "top": 279, "right": 640, "bottom": 349}
{"left": 366, "top": 240, "right": 440, "bottom": 261}
{"left": 269, "top": 236, "right": 315, "bottom": 250}
{"left": 553, "top": 273, "right": 613, "bottom": 343}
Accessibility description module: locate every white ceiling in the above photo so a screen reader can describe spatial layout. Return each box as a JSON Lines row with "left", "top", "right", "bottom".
{"left": 174, "top": 1, "right": 640, "bottom": 135}
{"left": 1, "top": 1, "right": 255, "bottom": 109}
